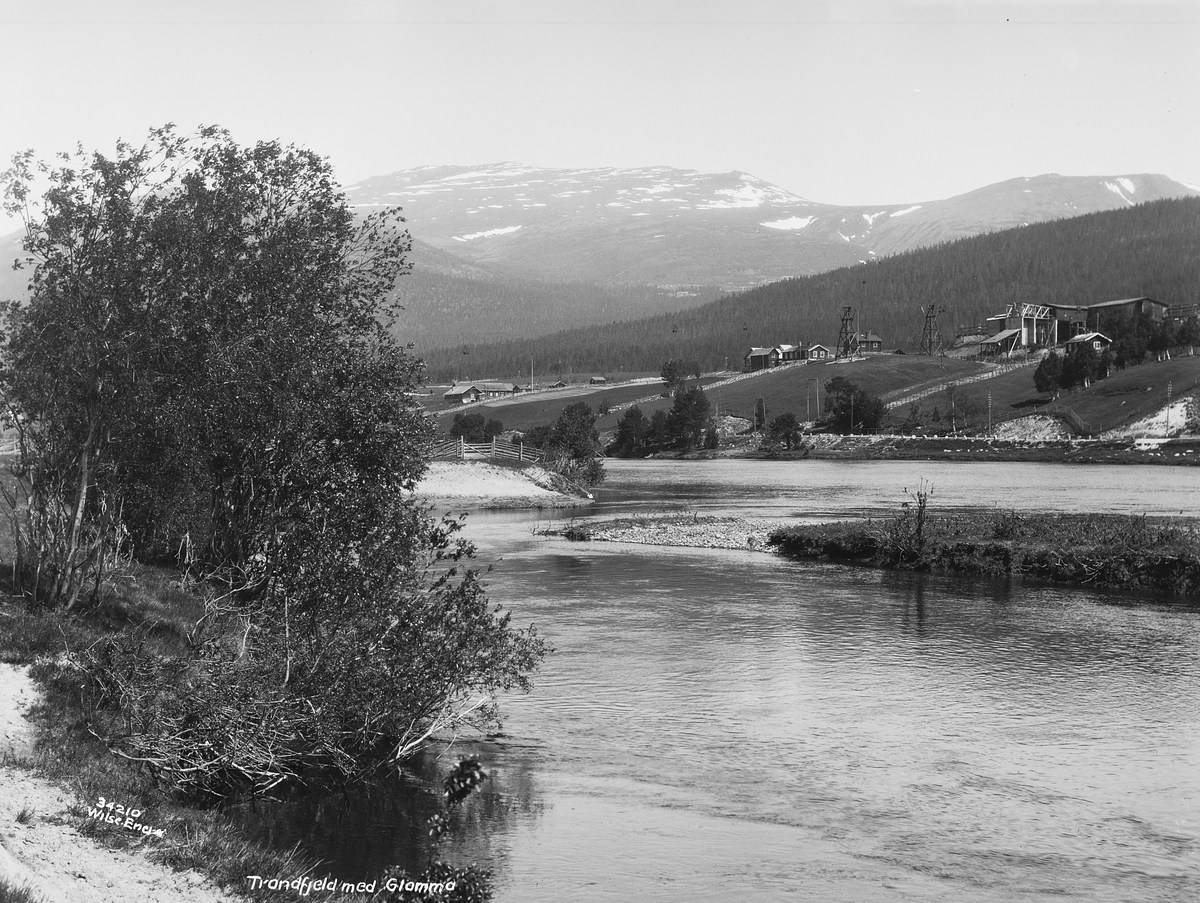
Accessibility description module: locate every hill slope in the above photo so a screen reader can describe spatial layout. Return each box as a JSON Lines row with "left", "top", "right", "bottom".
{"left": 421, "top": 197, "right": 1200, "bottom": 381}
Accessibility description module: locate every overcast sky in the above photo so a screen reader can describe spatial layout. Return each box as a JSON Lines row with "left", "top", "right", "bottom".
{"left": 1, "top": 0, "right": 1197, "bottom": 232}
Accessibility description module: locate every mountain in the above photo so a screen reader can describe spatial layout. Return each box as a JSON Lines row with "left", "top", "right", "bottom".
{"left": 346, "top": 164, "right": 1200, "bottom": 290}
{"left": 415, "top": 196, "right": 1200, "bottom": 381}
{"left": 4, "top": 167, "right": 1196, "bottom": 355}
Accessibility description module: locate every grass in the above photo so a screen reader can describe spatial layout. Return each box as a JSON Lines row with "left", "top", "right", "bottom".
{"left": 597, "top": 355, "right": 988, "bottom": 431}
{"left": 429, "top": 355, "right": 991, "bottom": 435}
{"left": 770, "top": 508, "right": 1200, "bottom": 596}
{"left": 0, "top": 496, "right": 366, "bottom": 903}
{"left": 904, "top": 354, "right": 1200, "bottom": 436}
{"left": 0, "top": 878, "right": 41, "bottom": 903}
{"left": 451, "top": 376, "right": 724, "bottom": 432}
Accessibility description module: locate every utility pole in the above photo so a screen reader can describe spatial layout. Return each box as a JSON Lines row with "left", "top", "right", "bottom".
{"left": 988, "top": 392, "right": 993, "bottom": 434}
{"left": 1167, "top": 381, "right": 1173, "bottom": 437}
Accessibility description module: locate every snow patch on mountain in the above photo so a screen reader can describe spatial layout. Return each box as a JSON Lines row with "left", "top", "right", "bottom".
{"left": 890, "top": 205, "right": 922, "bottom": 217}
{"left": 454, "top": 225, "right": 522, "bottom": 241}
{"left": 1117, "top": 177, "right": 1136, "bottom": 193}
{"left": 761, "top": 216, "right": 816, "bottom": 230}
{"left": 1103, "top": 181, "right": 1134, "bottom": 205}
{"left": 862, "top": 211, "right": 887, "bottom": 225}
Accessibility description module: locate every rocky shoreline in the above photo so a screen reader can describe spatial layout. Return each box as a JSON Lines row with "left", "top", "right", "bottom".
{"left": 549, "top": 515, "right": 781, "bottom": 552}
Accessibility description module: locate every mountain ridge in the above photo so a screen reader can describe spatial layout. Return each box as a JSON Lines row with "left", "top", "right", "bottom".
{"left": 344, "top": 164, "right": 1200, "bottom": 290}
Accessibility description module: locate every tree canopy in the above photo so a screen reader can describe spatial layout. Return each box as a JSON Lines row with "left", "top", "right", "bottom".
{"left": 823, "top": 376, "right": 885, "bottom": 432}
{"left": 0, "top": 126, "right": 545, "bottom": 794}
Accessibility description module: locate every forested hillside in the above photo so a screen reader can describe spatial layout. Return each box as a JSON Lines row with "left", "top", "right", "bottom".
{"left": 423, "top": 197, "right": 1200, "bottom": 382}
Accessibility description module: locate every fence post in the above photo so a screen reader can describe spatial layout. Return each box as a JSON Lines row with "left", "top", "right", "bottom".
{"left": 491, "top": 437, "right": 497, "bottom": 459}
{"left": 519, "top": 441, "right": 524, "bottom": 462}
{"left": 458, "top": 436, "right": 464, "bottom": 459}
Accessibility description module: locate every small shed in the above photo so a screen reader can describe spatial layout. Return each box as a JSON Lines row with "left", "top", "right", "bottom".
{"left": 589, "top": 376, "right": 608, "bottom": 385}
{"left": 1065, "top": 331, "right": 1112, "bottom": 354}
{"left": 548, "top": 379, "right": 568, "bottom": 389}
{"left": 982, "top": 328, "right": 1022, "bottom": 357}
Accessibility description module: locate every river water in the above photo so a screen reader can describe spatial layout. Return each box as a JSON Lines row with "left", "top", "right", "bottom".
{"left": 232, "top": 460, "right": 1200, "bottom": 902}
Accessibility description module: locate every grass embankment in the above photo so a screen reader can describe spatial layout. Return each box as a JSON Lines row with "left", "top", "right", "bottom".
{"left": 769, "top": 509, "right": 1200, "bottom": 596}
{"left": 0, "top": 556, "right": 360, "bottom": 902}
{"left": 909, "top": 354, "right": 1200, "bottom": 436}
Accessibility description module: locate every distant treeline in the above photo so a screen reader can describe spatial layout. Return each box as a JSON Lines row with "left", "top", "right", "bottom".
{"left": 417, "top": 197, "right": 1200, "bottom": 381}
{"left": 390, "top": 269, "right": 720, "bottom": 354}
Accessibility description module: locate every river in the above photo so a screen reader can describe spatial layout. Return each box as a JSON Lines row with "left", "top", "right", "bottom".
{"left": 231, "top": 460, "right": 1200, "bottom": 902}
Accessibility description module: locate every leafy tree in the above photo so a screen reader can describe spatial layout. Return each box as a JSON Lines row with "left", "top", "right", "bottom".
{"left": 823, "top": 376, "right": 885, "bottom": 432}
{"left": 1061, "top": 345, "right": 1100, "bottom": 390}
{"left": 1, "top": 126, "right": 546, "bottom": 792}
{"left": 523, "top": 402, "right": 604, "bottom": 485}
{"left": 767, "top": 413, "right": 802, "bottom": 449}
{"left": 1033, "top": 351, "right": 1064, "bottom": 396}
{"left": 450, "top": 413, "right": 504, "bottom": 442}
{"left": 660, "top": 359, "right": 686, "bottom": 396}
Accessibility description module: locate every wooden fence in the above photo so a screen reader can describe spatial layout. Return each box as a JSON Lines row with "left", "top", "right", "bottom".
{"left": 430, "top": 437, "right": 546, "bottom": 463}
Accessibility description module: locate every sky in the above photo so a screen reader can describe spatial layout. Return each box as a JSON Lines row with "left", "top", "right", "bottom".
{"left": 1, "top": 0, "right": 1198, "bottom": 232}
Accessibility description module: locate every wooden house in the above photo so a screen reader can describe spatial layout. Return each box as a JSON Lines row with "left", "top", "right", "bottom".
{"left": 444, "top": 383, "right": 483, "bottom": 404}
{"left": 745, "top": 347, "right": 774, "bottom": 371}
{"left": 856, "top": 333, "right": 883, "bottom": 353}
{"left": 805, "top": 343, "right": 830, "bottom": 360}
{"left": 1064, "top": 331, "right": 1112, "bottom": 354}
{"left": 444, "top": 381, "right": 522, "bottom": 404}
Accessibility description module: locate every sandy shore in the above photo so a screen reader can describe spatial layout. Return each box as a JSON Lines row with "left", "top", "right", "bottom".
{"left": 414, "top": 460, "right": 593, "bottom": 509}
{"left": 0, "top": 663, "right": 235, "bottom": 903}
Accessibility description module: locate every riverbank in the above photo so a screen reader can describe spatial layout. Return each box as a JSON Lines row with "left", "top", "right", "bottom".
{"left": 0, "top": 604, "right": 357, "bottom": 903}
{"left": 769, "top": 510, "right": 1200, "bottom": 597}
{"left": 552, "top": 510, "right": 1200, "bottom": 598}
{"left": 0, "top": 662, "right": 239, "bottom": 903}
{"left": 414, "top": 460, "right": 594, "bottom": 509}
{"left": 661, "top": 434, "right": 1200, "bottom": 465}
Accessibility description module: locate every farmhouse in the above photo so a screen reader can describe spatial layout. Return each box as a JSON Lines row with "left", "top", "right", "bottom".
{"left": 744, "top": 343, "right": 815, "bottom": 371}
{"left": 856, "top": 333, "right": 883, "bottom": 353}
{"left": 443, "top": 381, "right": 523, "bottom": 404}
{"left": 806, "top": 343, "right": 830, "bottom": 360}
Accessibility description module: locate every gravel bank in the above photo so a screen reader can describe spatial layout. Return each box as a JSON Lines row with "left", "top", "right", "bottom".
{"left": 557, "top": 515, "right": 781, "bottom": 552}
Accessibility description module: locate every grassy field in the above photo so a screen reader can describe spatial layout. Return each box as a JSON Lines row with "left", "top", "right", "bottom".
{"left": 444, "top": 376, "right": 727, "bottom": 433}
{"left": 589, "top": 355, "right": 989, "bottom": 432}
{"left": 906, "top": 354, "right": 1200, "bottom": 435}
